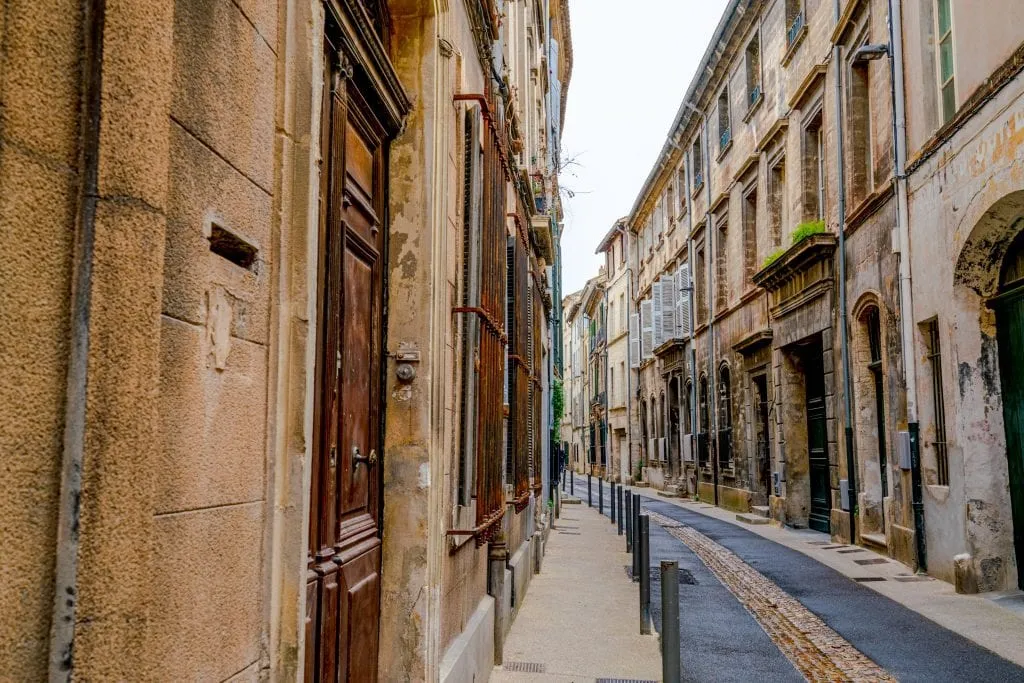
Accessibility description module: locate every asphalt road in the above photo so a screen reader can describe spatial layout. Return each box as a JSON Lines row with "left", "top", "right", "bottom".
{"left": 568, "top": 474, "right": 1024, "bottom": 683}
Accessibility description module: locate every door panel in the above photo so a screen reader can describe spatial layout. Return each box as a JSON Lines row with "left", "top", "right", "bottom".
{"left": 995, "top": 287, "right": 1024, "bottom": 589}
{"left": 805, "top": 348, "right": 831, "bottom": 533}
{"left": 306, "top": 40, "right": 388, "bottom": 682}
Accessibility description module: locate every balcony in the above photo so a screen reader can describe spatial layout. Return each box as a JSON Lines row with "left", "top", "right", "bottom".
{"left": 590, "top": 390, "right": 606, "bottom": 409}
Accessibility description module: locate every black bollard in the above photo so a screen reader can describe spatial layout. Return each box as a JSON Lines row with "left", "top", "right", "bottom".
{"left": 632, "top": 494, "right": 641, "bottom": 582}
{"left": 661, "top": 560, "right": 681, "bottom": 682}
{"left": 598, "top": 477, "right": 603, "bottom": 515}
{"left": 639, "top": 514, "right": 651, "bottom": 634}
{"left": 588, "top": 473, "right": 592, "bottom": 507}
{"left": 610, "top": 482, "right": 617, "bottom": 524}
{"left": 570, "top": 471, "right": 574, "bottom": 496}
{"left": 617, "top": 486, "right": 624, "bottom": 536}
{"left": 625, "top": 490, "right": 632, "bottom": 552}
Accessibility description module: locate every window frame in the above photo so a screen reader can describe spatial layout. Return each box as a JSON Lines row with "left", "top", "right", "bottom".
{"left": 935, "top": 0, "right": 956, "bottom": 123}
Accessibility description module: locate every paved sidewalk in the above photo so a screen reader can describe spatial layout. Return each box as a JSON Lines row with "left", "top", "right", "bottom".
{"left": 491, "top": 496, "right": 661, "bottom": 682}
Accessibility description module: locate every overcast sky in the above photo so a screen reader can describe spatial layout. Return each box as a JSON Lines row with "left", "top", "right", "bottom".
{"left": 559, "top": 0, "right": 730, "bottom": 296}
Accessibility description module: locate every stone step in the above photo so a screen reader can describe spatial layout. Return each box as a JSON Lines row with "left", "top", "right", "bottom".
{"left": 861, "top": 532, "right": 888, "bottom": 550}
{"left": 751, "top": 505, "right": 770, "bottom": 518}
{"left": 562, "top": 497, "right": 582, "bottom": 505}
{"left": 736, "top": 512, "right": 770, "bottom": 525}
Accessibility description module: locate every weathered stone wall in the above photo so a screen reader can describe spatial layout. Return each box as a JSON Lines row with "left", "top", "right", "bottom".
{"left": 0, "top": 1, "right": 83, "bottom": 677}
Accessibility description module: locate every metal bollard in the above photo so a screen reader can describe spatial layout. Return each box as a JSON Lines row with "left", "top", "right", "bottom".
{"left": 639, "top": 514, "right": 651, "bottom": 634}
{"left": 632, "top": 494, "right": 641, "bottom": 582}
{"left": 588, "top": 473, "right": 592, "bottom": 507}
{"left": 661, "top": 561, "right": 681, "bottom": 682}
{"left": 610, "top": 482, "right": 616, "bottom": 524}
{"left": 617, "top": 486, "right": 624, "bottom": 536}
{"left": 570, "top": 471, "right": 574, "bottom": 496}
{"left": 598, "top": 477, "right": 603, "bottom": 515}
{"left": 625, "top": 490, "right": 632, "bottom": 551}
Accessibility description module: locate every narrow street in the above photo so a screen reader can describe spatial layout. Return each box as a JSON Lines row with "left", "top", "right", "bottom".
{"left": 494, "top": 474, "right": 1024, "bottom": 682}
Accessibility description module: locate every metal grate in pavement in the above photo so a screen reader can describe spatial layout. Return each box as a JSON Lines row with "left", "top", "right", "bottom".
{"left": 894, "top": 575, "right": 933, "bottom": 582}
{"left": 596, "top": 679, "right": 658, "bottom": 683}
{"left": 852, "top": 576, "right": 887, "bottom": 582}
{"left": 854, "top": 557, "right": 890, "bottom": 565}
{"left": 503, "top": 661, "right": 545, "bottom": 673}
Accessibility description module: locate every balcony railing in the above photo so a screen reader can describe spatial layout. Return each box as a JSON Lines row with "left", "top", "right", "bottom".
{"left": 590, "top": 390, "right": 606, "bottom": 408}
{"left": 787, "top": 12, "right": 804, "bottom": 46}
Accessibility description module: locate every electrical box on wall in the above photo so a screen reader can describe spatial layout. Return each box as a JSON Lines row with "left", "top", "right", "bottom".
{"left": 898, "top": 431, "right": 912, "bottom": 470}
{"left": 840, "top": 479, "right": 850, "bottom": 511}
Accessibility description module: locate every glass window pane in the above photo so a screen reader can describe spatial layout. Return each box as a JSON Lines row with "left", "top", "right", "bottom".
{"left": 940, "top": 37, "right": 954, "bottom": 82}
{"left": 942, "top": 82, "right": 956, "bottom": 121}
{"left": 937, "top": 0, "right": 951, "bottom": 36}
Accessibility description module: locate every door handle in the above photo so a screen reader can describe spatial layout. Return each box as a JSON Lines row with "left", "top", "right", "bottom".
{"left": 352, "top": 447, "right": 378, "bottom": 469}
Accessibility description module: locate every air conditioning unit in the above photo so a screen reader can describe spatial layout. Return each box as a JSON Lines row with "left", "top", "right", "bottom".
{"left": 682, "top": 434, "right": 693, "bottom": 462}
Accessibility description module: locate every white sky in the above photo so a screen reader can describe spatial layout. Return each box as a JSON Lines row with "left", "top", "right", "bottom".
{"left": 559, "top": 0, "right": 730, "bottom": 295}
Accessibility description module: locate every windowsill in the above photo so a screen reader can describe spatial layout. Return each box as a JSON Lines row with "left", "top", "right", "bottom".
{"left": 781, "top": 25, "right": 808, "bottom": 67}
{"left": 717, "top": 137, "right": 733, "bottom": 161}
{"left": 691, "top": 180, "right": 705, "bottom": 197}
{"left": 742, "top": 91, "right": 764, "bottom": 123}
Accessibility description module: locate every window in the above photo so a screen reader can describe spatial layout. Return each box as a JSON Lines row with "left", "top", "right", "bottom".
{"left": 619, "top": 292, "right": 626, "bottom": 332}
{"left": 505, "top": 233, "right": 531, "bottom": 511}
{"left": 678, "top": 167, "right": 687, "bottom": 215}
{"left": 802, "top": 110, "right": 825, "bottom": 221}
{"left": 619, "top": 235, "right": 626, "bottom": 265}
{"left": 936, "top": 0, "right": 956, "bottom": 123}
{"left": 718, "top": 366, "right": 733, "bottom": 469}
{"left": 786, "top": 0, "right": 805, "bottom": 47}
{"left": 683, "top": 379, "right": 693, "bottom": 435}
{"left": 768, "top": 154, "right": 786, "bottom": 248}
{"left": 745, "top": 33, "right": 762, "bottom": 111}
{"left": 718, "top": 88, "right": 732, "bottom": 153}
{"left": 692, "top": 138, "right": 704, "bottom": 189}
{"left": 848, "top": 53, "right": 872, "bottom": 205}
{"left": 925, "top": 319, "right": 950, "bottom": 485}
{"left": 695, "top": 244, "right": 707, "bottom": 323}
{"left": 698, "top": 375, "right": 709, "bottom": 467}
{"left": 716, "top": 215, "right": 729, "bottom": 311}
{"left": 667, "top": 184, "right": 677, "bottom": 225}
{"left": 654, "top": 198, "right": 665, "bottom": 241}
{"left": 743, "top": 184, "right": 758, "bottom": 282}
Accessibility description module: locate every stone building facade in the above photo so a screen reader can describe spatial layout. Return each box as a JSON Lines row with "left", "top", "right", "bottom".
{"left": 596, "top": 220, "right": 638, "bottom": 482}
{"left": 591, "top": 0, "right": 1024, "bottom": 592}
{"left": 0, "top": 0, "right": 571, "bottom": 681}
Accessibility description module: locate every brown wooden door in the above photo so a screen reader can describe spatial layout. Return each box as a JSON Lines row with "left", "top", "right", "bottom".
{"left": 305, "top": 43, "right": 388, "bottom": 683}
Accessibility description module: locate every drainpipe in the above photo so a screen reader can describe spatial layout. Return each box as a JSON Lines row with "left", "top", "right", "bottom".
{"left": 887, "top": 0, "right": 926, "bottom": 571}
{"left": 50, "top": 0, "right": 104, "bottom": 676}
{"left": 683, "top": 150, "right": 697, "bottom": 492}
{"left": 834, "top": 44, "right": 859, "bottom": 545}
{"left": 617, "top": 223, "right": 635, "bottom": 484}
{"left": 700, "top": 111, "right": 720, "bottom": 507}
{"left": 603, "top": 283, "right": 610, "bottom": 479}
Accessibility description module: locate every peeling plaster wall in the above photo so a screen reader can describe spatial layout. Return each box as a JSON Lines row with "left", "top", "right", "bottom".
{"left": 907, "top": 68, "right": 1024, "bottom": 589}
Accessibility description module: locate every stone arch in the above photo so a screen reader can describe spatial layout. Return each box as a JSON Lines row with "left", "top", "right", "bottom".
{"left": 954, "top": 191, "right": 1024, "bottom": 298}
{"left": 851, "top": 292, "right": 889, "bottom": 536}
{"left": 718, "top": 362, "right": 733, "bottom": 468}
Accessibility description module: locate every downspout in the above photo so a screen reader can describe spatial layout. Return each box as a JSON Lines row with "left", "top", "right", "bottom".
{"left": 888, "top": 0, "right": 926, "bottom": 571}
{"left": 50, "top": 0, "right": 105, "bottom": 676}
{"left": 683, "top": 149, "right": 697, "bottom": 492}
{"left": 701, "top": 111, "right": 719, "bottom": 507}
{"left": 603, "top": 284, "right": 610, "bottom": 478}
{"left": 834, "top": 44, "right": 859, "bottom": 545}
{"left": 618, "top": 223, "right": 635, "bottom": 484}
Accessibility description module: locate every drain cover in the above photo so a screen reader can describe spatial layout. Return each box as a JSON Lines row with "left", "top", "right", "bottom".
{"left": 596, "top": 679, "right": 658, "bottom": 683}
{"left": 853, "top": 576, "right": 887, "bottom": 582}
{"left": 854, "top": 558, "right": 890, "bottom": 565}
{"left": 503, "top": 661, "right": 545, "bottom": 673}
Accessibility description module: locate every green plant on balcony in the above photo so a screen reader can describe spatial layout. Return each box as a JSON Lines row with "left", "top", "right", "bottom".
{"left": 761, "top": 220, "right": 826, "bottom": 268}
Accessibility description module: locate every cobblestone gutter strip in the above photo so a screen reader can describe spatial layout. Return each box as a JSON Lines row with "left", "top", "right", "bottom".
{"left": 645, "top": 510, "right": 897, "bottom": 683}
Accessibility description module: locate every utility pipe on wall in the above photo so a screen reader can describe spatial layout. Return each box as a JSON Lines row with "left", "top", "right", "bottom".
{"left": 887, "top": 0, "right": 926, "bottom": 571}
{"left": 834, "top": 44, "right": 859, "bottom": 546}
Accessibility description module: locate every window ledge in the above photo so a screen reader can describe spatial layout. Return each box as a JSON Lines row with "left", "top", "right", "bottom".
{"left": 781, "top": 25, "right": 808, "bottom": 67}
{"left": 717, "top": 137, "right": 733, "bottom": 161}
{"left": 691, "top": 179, "right": 705, "bottom": 197}
{"left": 742, "top": 91, "right": 764, "bottom": 123}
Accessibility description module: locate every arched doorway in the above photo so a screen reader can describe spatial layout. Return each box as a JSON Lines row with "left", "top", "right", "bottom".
{"left": 668, "top": 377, "right": 681, "bottom": 477}
{"left": 853, "top": 299, "right": 890, "bottom": 539}
{"left": 992, "top": 225, "right": 1024, "bottom": 589}
{"left": 718, "top": 365, "right": 733, "bottom": 470}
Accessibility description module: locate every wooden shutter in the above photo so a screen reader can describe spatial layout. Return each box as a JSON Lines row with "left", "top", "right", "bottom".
{"left": 652, "top": 281, "right": 664, "bottom": 350}
{"left": 661, "top": 275, "right": 676, "bottom": 342}
{"left": 629, "top": 313, "right": 641, "bottom": 369}
{"left": 677, "top": 263, "right": 691, "bottom": 340}
{"left": 640, "top": 299, "right": 654, "bottom": 360}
